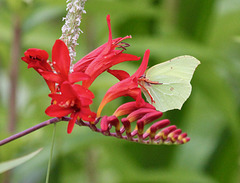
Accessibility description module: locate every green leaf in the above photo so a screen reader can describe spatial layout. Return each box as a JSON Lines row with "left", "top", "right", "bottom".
{"left": 0, "top": 148, "right": 42, "bottom": 174}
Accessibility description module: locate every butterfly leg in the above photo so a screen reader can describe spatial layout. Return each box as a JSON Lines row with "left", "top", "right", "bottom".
{"left": 138, "top": 82, "right": 155, "bottom": 104}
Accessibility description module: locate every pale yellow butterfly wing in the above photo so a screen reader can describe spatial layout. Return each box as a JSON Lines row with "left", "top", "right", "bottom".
{"left": 142, "top": 55, "right": 200, "bottom": 112}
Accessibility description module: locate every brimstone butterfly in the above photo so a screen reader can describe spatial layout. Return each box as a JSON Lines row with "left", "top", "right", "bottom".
{"left": 138, "top": 55, "right": 200, "bottom": 112}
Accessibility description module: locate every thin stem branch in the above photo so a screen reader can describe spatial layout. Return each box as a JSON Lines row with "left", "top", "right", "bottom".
{"left": 0, "top": 115, "right": 189, "bottom": 147}
{"left": 45, "top": 123, "right": 57, "bottom": 183}
{"left": 0, "top": 117, "right": 70, "bottom": 146}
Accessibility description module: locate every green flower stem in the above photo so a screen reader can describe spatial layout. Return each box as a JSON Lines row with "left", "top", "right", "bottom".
{"left": 45, "top": 123, "right": 57, "bottom": 183}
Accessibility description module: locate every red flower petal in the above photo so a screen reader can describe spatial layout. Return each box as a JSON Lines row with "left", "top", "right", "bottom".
{"left": 113, "top": 101, "right": 155, "bottom": 117}
{"left": 74, "top": 15, "right": 140, "bottom": 88}
{"left": 45, "top": 105, "right": 74, "bottom": 117}
{"left": 48, "top": 92, "right": 74, "bottom": 103}
{"left": 105, "top": 14, "right": 112, "bottom": 54}
{"left": 73, "top": 38, "right": 126, "bottom": 73}
{"left": 45, "top": 80, "right": 56, "bottom": 93}
{"left": 79, "top": 107, "right": 96, "bottom": 122}
{"left": 78, "top": 97, "right": 93, "bottom": 106}
{"left": 72, "top": 84, "right": 95, "bottom": 99}
{"left": 52, "top": 40, "right": 70, "bottom": 78}
{"left": 21, "top": 48, "right": 52, "bottom": 72}
{"left": 97, "top": 77, "right": 141, "bottom": 117}
{"left": 139, "top": 111, "right": 163, "bottom": 125}
{"left": 107, "top": 69, "right": 130, "bottom": 81}
{"left": 67, "top": 112, "right": 78, "bottom": 134}
{"left": 41, "top": 71, "right": 63, "bottom": 83}
{"left": 96, "top": 50, "right": 151, "bottom": 116}
{"left": 132, "top": 49, "right": 150, "bottom": 78}
{"left": 127, "top": 108, "right": 157, "bottom": 122}
{"left": 60, "top": 82, "right": 78, "bottom": 99}
{"left": 82, "top": 53, "right": 140, "bottom": 88}
{"left": 68, "top": 72, "right": 91, "bottom": 83}
{"left": 22, "top": 48, "right": 49, "bottom": 64}
{"left": 73, "top": 43, "right": 107, "bottom": 72}
{"left": 149, "top": 119, "right": 170, "bottom": 134}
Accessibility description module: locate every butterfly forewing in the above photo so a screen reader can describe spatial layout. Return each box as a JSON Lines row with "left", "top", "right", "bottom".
{"left": 142, "top": 55, "right": 200, "bottom": 112}
{"left": 146, "top": 55, "right": 200, "bottom": 82}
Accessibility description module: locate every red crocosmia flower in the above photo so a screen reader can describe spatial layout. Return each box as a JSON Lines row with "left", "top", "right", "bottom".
{"left": 97, "top": 49, "right": 150, "bottom": 117}
{"left": 73, "top": 15, "right": 140, "bottom": 88}
{"left": 113, "top": 101, "right": 155, "bottom": 117}
{"left": 45, "top": 82, "right": 96, "bottom": 134}
{"left": 22, "top": 48, "right": 51, "bottom": 72}
{"left": 21, "top": 48, "right": 56, "bottom": 92}
{"left": 41, "top": 40, "right": 90, "bottom": 88}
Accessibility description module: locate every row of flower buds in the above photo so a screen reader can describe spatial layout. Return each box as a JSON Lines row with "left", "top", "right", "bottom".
{"left": 77, "top": 102, "right": 190, "bottom": 145}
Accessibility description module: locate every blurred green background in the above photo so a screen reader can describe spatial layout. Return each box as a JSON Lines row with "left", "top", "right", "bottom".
{"left": 0, "top": 0, "right": 240, "bottom": 182}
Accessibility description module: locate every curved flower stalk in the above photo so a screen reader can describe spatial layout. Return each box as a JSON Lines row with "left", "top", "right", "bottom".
{"left": 76, "top": 101, "right": 190, "bottom": 145}
{"left": 19, "top": 15, "right": 191, "bottom": 145}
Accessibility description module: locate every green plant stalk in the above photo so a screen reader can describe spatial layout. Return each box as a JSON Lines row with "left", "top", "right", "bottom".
{"left": 45, "top": 123, "right": 57, "bottom": 183}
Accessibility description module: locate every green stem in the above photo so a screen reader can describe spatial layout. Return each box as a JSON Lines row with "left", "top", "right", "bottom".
{"left": 45, "top": 123, "right": 57, "bottom": 183}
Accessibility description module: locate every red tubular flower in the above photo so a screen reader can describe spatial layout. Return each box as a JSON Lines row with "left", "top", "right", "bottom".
{"left": 97, "top": 49, "right": 150, "bottom": 117}
{"left": 21, "top": 48, "right": 56, "bottom": 92}
{"left": 126, "top": 108, "right": 158, "bottom": 122}
{"left": 135, "top": 110, "right": 163, "bottom": 138}
{"left": 113, "top": 101, "right": 155, "bottom": 117}
{"left": 153, "top": 125, "right": 190, "bottom": 144}
{"left": 22, "top": 48, "right": 51, "bottom": 72}
{"left": 73, "top": 15, "right": 140, "bottom": 88}
{"left": 21, "top": 40, "right": 89, "bottom": 93}
{"left": 146, "top": 119, "right": 171, "bottom": 140}
{"left": 113, "top": 101, "right": 156, "bottom": 136}
{"left": 41, "top": 40, "right": 90, "bottom": 87}
{"left": 45, "top": 82, "right": 96, "bottom": 134}
{"left": 121, "top": 118, "right": 131, "bottom": 136}
{"left": 100, "top": 115, "right": 120, "bottom": 136}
